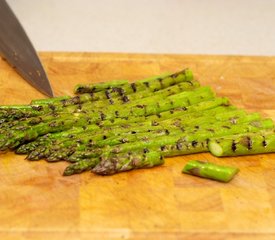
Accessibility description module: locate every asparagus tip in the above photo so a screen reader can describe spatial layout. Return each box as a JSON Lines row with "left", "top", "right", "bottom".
{"left": 63, "top": 167, "right": 74, "bottom": 176}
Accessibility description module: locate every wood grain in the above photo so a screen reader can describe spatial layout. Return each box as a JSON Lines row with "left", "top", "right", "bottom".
{"left": 0, "top": 52, "right": 274, "bottom": 240}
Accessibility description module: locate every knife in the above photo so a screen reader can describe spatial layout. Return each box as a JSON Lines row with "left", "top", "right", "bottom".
{"left": 0, "top": 0, "right": 54, "bottom": 97}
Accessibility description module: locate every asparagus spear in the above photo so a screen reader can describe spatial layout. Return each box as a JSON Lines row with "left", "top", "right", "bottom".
{"left": 0, "top": 105, "right": 44, "bottom": 121}
{"left": 30, "top": 96, "right": 71, "bottom": 105}
{"left": 74, "top": 79, "right": 129, "bottom": 93}
{"left": 0, "top": 118, "right": 84, "bottom": 150}
{"left": 74, "top": 69, "right": 193, "bottom": 94}
{"left": 208, "top": 129, "right": 275, "bottom": 156}
{"left": 16, "top": 126, "right": 93, "bottom": 154}
{"left": 66, "top": 151, "right": 164, "bottom": 176}
{"left": 182, "top": 160, "right": 239, "bottom": 182}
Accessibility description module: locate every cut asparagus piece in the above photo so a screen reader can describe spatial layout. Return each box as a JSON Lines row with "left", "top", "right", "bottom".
{"left": 208, "top": 129, "right": 275, "bottom": 156}
{"left": 182, "top": 160, "right": 239, "bottom": 182}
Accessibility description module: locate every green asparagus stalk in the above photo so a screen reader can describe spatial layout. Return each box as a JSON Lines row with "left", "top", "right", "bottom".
{"left": 74, "top": 69, "right": 193, "bottom": 94}
{"left": 30, "top": 96, "right": 71, "bottom": 105}
{"left": 0, "top": 105, "right": 44, "bottom": 121}
{"left": 182, "top": 160, "right": 239, "bottom": 182}
{"left": 0, "top": 105, "right": 36, "bottom": 110}
{"left": 0, "top": 112, "right": 76, "bottom": 131}
{"left": 208, "top": 129, "right": 275, "bottom": 156}
{"left": 0, "top": 118, "right": 85, "bottom": 150}
{"left": 66, "top": 151, "right": 164, "bottom": 176}
{"left": 74, "top": 79, "right": 129, "bottom": 93}
{"left": 15, "top": 126, "right": 93, "bottom": 154}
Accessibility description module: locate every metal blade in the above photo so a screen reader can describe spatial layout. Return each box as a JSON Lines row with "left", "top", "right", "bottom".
{"left": 0, "top": 0, "right": 53, "bottom": 97}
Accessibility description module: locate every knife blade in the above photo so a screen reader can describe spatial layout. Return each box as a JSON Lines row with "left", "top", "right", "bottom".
{"left": 0, "top": 0, "right": 54, "bottom": 97}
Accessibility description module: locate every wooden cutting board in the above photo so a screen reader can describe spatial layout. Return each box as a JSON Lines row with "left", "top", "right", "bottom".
{"left": 0, "top": 52, "right": 274, "bottom": 240}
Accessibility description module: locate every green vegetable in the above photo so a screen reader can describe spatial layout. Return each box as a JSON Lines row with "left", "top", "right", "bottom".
{"left": 74, "top": 69, "right": 193, "bottom": 94}
{"left": 92, "top": 151, "right": 164, "bottom": 175}
{"left": 30, "top": 96, "right": 71, "bottom": 105}
{"left": 74, "top": 79, "right": 129, "bottom": 93}
{"left": 182, "top": 160, "right": 239, "bottom": 182}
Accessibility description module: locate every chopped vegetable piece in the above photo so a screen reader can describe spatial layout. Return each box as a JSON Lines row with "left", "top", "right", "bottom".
{"left": 182, "top": 160, "right": 239, "bottom": 182}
